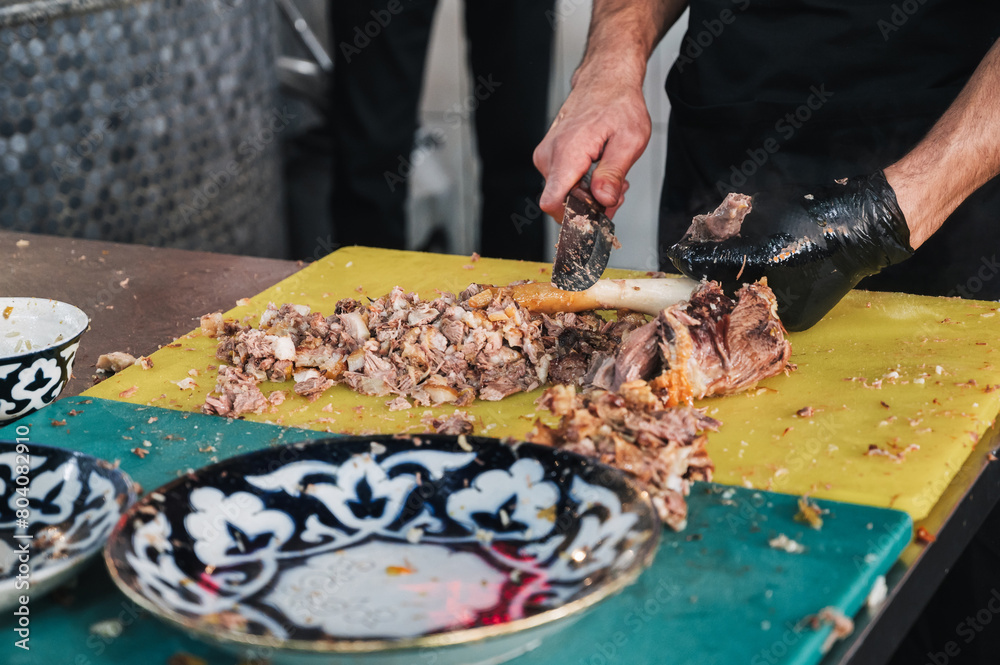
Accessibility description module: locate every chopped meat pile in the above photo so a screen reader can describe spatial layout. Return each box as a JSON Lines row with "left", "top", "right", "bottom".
{"left": 527, "top": 381, "right": 718, "bottom": 530}
{"left": 601, "top": 281, "right": 792, "bottom": 405}
{"left": 202, "top": 286, "right": 639, "bottom": 417}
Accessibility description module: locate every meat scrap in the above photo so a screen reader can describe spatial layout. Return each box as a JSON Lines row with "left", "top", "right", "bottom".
{"left": 96, "top": 352, "right": 137, "bottom": 376}
{"left": 603, "top": 281, "right": 792, "bottom": 405}
{"left": 421, "top": 409, "right": 477, "bottom": 435}
{"left": 527, "top": 381, "right": 718, "bottom": 531}
{"left": 683, "top": 193, "right": 753, "bottom": 242}
{"left": 795, "top": 496, "right": 826, "bottom": 530}
{"left": 199, "top": 312, "right": 224, "bottom": 337}
{"left": 202, "top": 366, "right": 268, "bottom": 417}
{"left": 806, "top": 607, "right": 854, "bottom": 654}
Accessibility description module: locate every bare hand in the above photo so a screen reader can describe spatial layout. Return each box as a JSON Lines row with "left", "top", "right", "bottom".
{"left": 533, "top": 64, "right": 651, "bottom": 220}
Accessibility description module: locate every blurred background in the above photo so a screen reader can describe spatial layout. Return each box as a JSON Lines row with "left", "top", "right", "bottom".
{"left": 0, "top": 0, "right": 687, "bottom": 269}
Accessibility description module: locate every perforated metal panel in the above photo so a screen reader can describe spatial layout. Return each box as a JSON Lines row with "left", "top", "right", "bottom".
{"left": 0, "top": 0, "right": 287, "bottom": 257}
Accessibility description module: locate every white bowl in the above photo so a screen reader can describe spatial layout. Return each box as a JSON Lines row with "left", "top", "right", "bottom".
{"left": 0, "top": 298, "right": 89, "bottom": 423}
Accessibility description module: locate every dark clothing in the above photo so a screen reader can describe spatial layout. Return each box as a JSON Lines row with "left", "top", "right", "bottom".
{"left": 658, "top": 0, "right": 1000, "bottom": 299}
{"left": 329, "top": 0, "right": 554, "bottom": 260}
{"left": 658, "top": 3, "right": 1000, "bottom": 660}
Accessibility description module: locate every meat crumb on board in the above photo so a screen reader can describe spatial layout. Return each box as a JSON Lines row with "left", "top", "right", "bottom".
{"left": 806, "top": 607, "right": 854, "bottom": 654}
{"left": 96, "top": 352, "right": 138, "bottom": 376}
{"left": 769, "top": 534, "right": 806, "bottom": 554}
{"left": 386, "top": 395, "right": 412, "bottom": 411}
{"left": 794, "top": 496, "right": 825, "bottom": 530}
{"left": 865, "top": 442, "right": 920, "bottom": 462}
{"left": 421, "top": 410, "right": 476, "bottom": 435}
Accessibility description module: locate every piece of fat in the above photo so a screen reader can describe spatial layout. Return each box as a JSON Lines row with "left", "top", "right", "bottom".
{"left": 269, "top": 335, "right": 297, "bottom": 361}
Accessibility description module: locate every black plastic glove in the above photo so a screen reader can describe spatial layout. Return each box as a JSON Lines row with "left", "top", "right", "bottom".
{"left": 666, "top": 171, "right": 914, "bottom": 331}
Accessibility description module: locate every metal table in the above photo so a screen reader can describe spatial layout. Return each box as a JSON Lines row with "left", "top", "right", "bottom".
{"left": 3, "top": 229, "right": 999, "bottom": 664}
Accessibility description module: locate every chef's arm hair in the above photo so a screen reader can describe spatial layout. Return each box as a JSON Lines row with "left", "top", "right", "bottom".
{"left": 885, "top": 38, "right": 1000, "bottom": 250}
{"left": 573, "top": 0, "right": 690, "bottom": 89}
{"left": 535, "top": 0, "right": 689, "bottom": 216}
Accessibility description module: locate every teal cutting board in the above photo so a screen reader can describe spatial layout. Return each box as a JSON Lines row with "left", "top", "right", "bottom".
{"left": 0, "top": 397, "right": 911, "bottom": 665}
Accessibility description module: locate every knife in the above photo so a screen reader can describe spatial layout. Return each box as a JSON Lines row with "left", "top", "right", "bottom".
{"left": 552, "top": 174, "right": 620, "bottom": 291}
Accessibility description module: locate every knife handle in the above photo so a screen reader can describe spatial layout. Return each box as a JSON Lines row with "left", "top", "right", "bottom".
{"left": 569, "top": 174, "right": 606, "bottom": 214}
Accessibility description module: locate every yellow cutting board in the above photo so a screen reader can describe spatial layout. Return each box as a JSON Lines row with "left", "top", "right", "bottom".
{"left": 84, "top": 247, "right": 1000, "bottom": 520}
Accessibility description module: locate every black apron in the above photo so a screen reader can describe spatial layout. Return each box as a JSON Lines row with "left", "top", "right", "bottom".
{"left": 659, "top": 0, "right": 1000, "bottom": 299}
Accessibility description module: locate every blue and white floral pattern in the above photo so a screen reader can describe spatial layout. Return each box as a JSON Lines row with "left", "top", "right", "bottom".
{"left": 106, "top": 435, "right": 660, "bottom": 655}
{"left": 0, "top": 442, "right": 135, "bottom": 610}
{"left": 0, "top": 341, "right": 80, "bottom": 422}
{"left": 0, "top": 297, "right": 88, "bottom": 423}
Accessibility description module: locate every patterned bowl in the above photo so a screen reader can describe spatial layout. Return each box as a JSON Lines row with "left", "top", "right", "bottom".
{"left": 105, "top": 435, "right": 661, "bottom": 664}
{"left": 0, "top": 298, "right": 89, "bottom": 423}
{"left": 0, "top": 441, "right": 137, "bottom": 611}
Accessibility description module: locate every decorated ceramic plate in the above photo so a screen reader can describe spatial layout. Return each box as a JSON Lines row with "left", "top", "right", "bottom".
{"left": 0, "top": 441, "right": 136, "bottom": 610}
{"left": 105, "top": 435, "right": 660, "bottom": 664}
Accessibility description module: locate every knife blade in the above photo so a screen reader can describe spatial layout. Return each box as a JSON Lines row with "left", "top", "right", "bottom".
{"left": 552, "top": 175, "right": 619, "bottom": 291}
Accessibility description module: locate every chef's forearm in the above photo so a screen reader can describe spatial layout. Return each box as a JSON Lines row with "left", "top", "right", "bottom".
{"left": 885, "top": 39, "right": 1000, "bottom": 250}
{"left": 573, "top": 0, "right": 689, "bottom": 89}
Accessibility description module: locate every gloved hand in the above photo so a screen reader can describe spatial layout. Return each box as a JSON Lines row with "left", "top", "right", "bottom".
{"left": 666, "top": 171, "right": 914, "bottom": 331}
